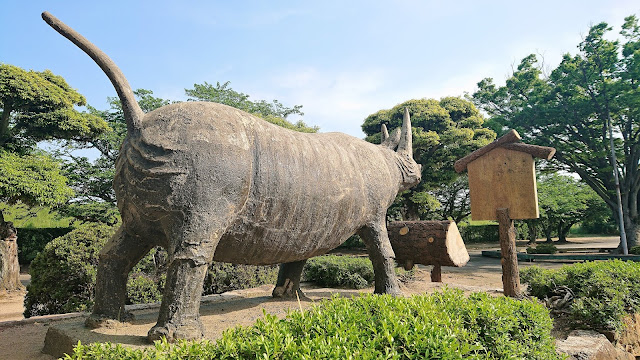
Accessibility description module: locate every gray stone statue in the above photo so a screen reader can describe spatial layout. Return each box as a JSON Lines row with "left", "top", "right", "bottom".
{"left": 42, "top": 12, "right": 422, "bottom": 342}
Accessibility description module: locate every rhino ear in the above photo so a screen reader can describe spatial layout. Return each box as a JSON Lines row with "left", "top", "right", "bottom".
{"left": 381, "top": 128, "right": 401, "bottom": 149}
{"left": 397, "top": 108, "right": 413, "bottom": 156}
{"left": 381, "top": 124, "right": 389, "bottom": 143}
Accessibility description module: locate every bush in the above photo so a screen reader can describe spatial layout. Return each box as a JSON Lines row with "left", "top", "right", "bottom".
{"left": 303, "top": 255, "right": 375, "bottom": 289}
{"left": 24, "top": 223, "right": 115, "bottom": 317}
{"left": 302, "top": 255, "right": 414, "bottom": 289}
{"left": 16, "top": 227, "right": 73, "bottom": 264}
{"left": 458, "top": 224, "right": 499, "bottom": 243}
{"left": 337, "top": 234, "right": 365, "bottom": 249}
{"left": 203, "top": 263, "right": 278, "bottom": 295}
{"left": 24, "top": 224, "right": 278, "bottom": 317}
{"left": 521, "top": 260, "right": 640, "bottom": 333}
{"left": 65, "top": 289, "right": 561, "bottom": 359}
{"left": 526, "top": 243, "right": 558, "bottom": 254}
{"left": 629, "top": 245, "right": 640, "bottom": 255}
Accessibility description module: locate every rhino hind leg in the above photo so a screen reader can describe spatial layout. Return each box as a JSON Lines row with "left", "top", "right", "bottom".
{"left": 147, "top": 215, "right": 228, "bottom": 343}
{"left": 272, "top": 259, "right": 307, "bottom": 298}
{"left": 358, "top": 221, "right": 401, "bottom": 295}
{"left": 86, "top": 226, "right": 154, "bottom": 328}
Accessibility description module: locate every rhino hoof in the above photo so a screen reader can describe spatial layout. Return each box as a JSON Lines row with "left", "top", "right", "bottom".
{"left": 147, "top": 321, "right": 204, "bottom": 343}
{"left": 272, "top": 286, "right": 305, "bottom": 299}
{"left": 85, "top": 312, "right": 134, "bottom": 329}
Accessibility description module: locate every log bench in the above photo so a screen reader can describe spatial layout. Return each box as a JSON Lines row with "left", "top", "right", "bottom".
{"left": 388, "top": 220, "right": 470, "bottom": 282}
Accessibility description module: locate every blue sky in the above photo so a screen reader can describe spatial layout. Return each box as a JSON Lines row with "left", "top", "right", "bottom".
{"left": 2, "top": 1, "right": 639, "bottom": 138}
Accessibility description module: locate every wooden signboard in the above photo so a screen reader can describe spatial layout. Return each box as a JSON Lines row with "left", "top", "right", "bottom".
{"left": 455, "top": 130, "right": 555, "bottom": 297}
{"left": 467, "top": 147, "right": 538, "bottom": 221}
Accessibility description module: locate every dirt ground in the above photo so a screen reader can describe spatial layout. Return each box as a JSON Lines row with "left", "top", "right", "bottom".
{"left": 0, "top": 236, "right": 619, "bottom": 359}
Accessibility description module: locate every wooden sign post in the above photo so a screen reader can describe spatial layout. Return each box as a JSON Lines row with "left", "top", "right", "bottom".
{"left": 455, "top": 130, "right": 555, "bottom": 297}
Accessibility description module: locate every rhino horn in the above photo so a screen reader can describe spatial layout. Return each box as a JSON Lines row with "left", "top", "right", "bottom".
{"left": 397, "top": 108, "right": 413, "bottom": 156}
{"left": 381, "top": 124, "right": 389, "bottom": 142}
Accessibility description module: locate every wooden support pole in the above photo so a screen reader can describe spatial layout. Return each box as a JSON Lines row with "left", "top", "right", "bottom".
{"left": 497, "top": 208, "right": 521, "bottom": 297}
{"left": 431, "top": 264, "right": 442, "bottom": 282}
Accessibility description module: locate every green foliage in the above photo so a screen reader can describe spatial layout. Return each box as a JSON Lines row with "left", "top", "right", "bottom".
{"left": 185, "top": 81, "right": 317, "bottom": 132}
{"left": 520, "top": 260, "right": 640, "bottom": 332}
{"left": 303, "top": 255, "right": 375, "bottom": 289}
{"left": 363, "top": 97, "right": 495, "bottom": 221}
{"left": 338, "top": 234, "right": 365, "bottom": 249}
{"left": 24, "top": 223, "right": 115, "bottom": 317}
{"left": 16, "top": 227, "right": 73, "bottom": 264}
{"left": 526, "top": 243, "right": 558, "bottom": 254}
{"left": 126, "top": 274, "right": 163, "bottom": 305}
{"left": 472, "top": 15, "right": 640, "bottom": 246}
{"left": 0, "top": 64, "right": 108, "bottom": 150}
{"left": 65, "top": 289, "right": 561, "bottom": 359}
{"left": 0, "top": 203, "right": 74, "bottom": 228}
{"left": 203, "top": 263, "right": 278, "bottom": 295}
{"left": 24, "top": 224, "right": 277, "bottom": 316}
{"left": 629, "top": 245, "right": 640, "bottom": 255}
{"left": 57, "top": 202, "right": 120, "bottom": 225}
{"left": 0, "top": 151, "right": 73, "bottom": 207}
{"left": 186, "top": 81, "right": 304, "bottom": 118}
{"left": 458, "top": 223, "right": 499, "bottom": 243}
{"left": 535, "top": 174, "right": 604, "bottom": 242}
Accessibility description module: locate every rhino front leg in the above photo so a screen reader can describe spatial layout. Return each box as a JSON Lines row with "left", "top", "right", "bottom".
{"left": 87, "top": 226, "right": 153, "bottom": 328}
{"left": 358, "top": 221, "right": 401, "bottom": 295}
{"left": 272, "top": 259, "right": 307, "bottom": 298}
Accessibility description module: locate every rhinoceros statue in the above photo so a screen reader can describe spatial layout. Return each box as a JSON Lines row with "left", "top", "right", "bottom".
{"left": 42, "top": 12, "right": 422, "bottom": 341}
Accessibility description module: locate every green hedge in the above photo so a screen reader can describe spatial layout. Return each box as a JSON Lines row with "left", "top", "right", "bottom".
{"left": 521, "top": 260, "right": 640, "bottom": 333}
{"left": 526, "top": 243, "right": 558, "bottom": 254}
{"left": 64, "top": 289, "right": 561, "bottom": 359}
{"left": 303, "top": 255, "right": 375, "bottom": 289}
{"left": 24, "top": 224, "right": 115, "bottom": 316}
{"left": 458, "top": 224, "right": 499, "bottom": 243}
{"left": 16, "top": 227, "right": 73, "bottom": 264}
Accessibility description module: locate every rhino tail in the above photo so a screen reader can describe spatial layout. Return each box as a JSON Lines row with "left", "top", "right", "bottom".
{"left": 41, "top": 12, "right": 144, "bottom": 134}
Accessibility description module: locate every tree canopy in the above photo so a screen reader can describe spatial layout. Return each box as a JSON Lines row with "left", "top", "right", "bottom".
{"left": 185, "top": 81, "right": 318, "bottom": 133}
{"left": 0, "top": 64, "right": 108, "bottom": 151}
{"left": 472, "top": 15, "right": 640, "bottom": 246}
{"left": 536, "top": 174, "right": 602, "bottom": 242}
{"left": 362, "top": 97, "right": 495, "bottom": 220}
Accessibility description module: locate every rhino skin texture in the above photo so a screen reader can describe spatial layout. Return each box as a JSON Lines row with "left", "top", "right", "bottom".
{"left": 42, "top": 11, "right": 422, "bottom": 342}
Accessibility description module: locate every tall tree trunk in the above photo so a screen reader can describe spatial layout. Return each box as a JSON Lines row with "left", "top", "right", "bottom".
{"left": 623, "top": 213, "right": 639, "bottom": 250}
{"left": 525, "top": 220, "right": 537, "bottom": 244}
{"left": 0, "top": 211, "right": 23, "bottom": 292}
{"left": 557, "top": 221, "right": 575, "bottom": 243}
{"left": 543, "top": 225, "right": 553, "bottom": 243}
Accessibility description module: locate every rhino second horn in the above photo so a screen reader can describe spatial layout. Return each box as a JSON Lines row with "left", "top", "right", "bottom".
{"left": 397, "top": 107, "right": 413, "bottom": 156}
{"left": 381, "top": 124, "right": 389, "bottom": 142}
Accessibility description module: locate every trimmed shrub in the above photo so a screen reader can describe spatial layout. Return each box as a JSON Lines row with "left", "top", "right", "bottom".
{"left": 203, "top": 262, "right": 278, "bottom": 295}
{"left": 65, "top": 289, "right": 561, "bottom": 359}
{"left": 526, "top": 243, "right": 558, "bottom": 254}
{"left": 24, "top": 223, "right": 115, "bottom": 317}
{"left": 521, "top": 260, "right": 640, "bottom": 333}
{"left": 16, "top": 227, "right": 73, "bottom": 264}
{"left": 302, "top": 255, "right": 414, "bottom": 289}
{"left": 303, "top": 255, "right": 375, "bottom": 289}
{"left": 629, "top": 245, "right": 640, "bottom": 255}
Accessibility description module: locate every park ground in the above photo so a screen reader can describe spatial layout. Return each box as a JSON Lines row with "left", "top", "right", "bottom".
{"left": 0, "top": 236, "right": 620, "bottom": 359}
